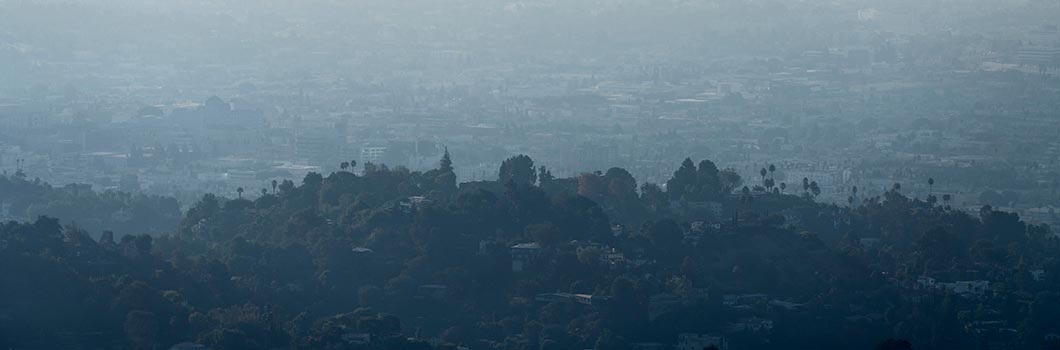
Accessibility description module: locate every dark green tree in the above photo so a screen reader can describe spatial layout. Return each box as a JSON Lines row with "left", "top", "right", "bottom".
{"left": 667, "top": 158, "right": 698, "bottom": 200}
{"left": 499, "top": 155, "right": 536, "bottom": 186}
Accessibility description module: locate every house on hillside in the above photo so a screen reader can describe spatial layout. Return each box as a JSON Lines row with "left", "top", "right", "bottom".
{"left": 726, "top": 317, "right": 774, "bottom": 334}
{"left": 511, "top": 242, "right": 542, "bottom": 272}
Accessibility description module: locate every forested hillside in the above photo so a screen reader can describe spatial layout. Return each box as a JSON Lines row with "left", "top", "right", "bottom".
{"left": 0, "top": 173, "right": 181, "bottom": 236}
{"left": 2, "top": 154, "right": 1059, "bottom": 350}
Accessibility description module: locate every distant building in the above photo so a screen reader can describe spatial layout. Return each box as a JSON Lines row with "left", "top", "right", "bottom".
{"left": 859, "top": 238, "right": 881, "bottom": 250}
{"left": 1, "top": 201, "right": 12, "bottom": 221}
{"left": 399, "top": 196, "right": 431, "bottom": 212}
{"left": 360, "top": 146, "right": 387, "bottom": 164}
{"left": 295, "top": 130, "right": 335, "bottom": 165}
{"left": 677, "top": 333, "right": 728, "bottom": 350}
{"left": 169, "top": 343, "right": 207, "bottom": 350}
{"left": 1031, "top": 269, "right": 1046, "bottom": 282}
{"left": 535, "top": 292, "right": 576, "bottom": 303}
{"left": 917, "top": 276, "right": 991, "bottom": 298}
{"left": 687, "top": 201, "right": 725, "bottom": 219}
{"left": 726, "top": 317, "right": 774, "bottom": 334}
{"left": 341, "top": 333, "right": 371, "bottom": 345}
{"left": 722, "top": 293, "right": 769, "bottom": 308}
{"left": 940, "top": 280, "right": 990, "bottom": 298}
{"left": 1016, "top": 46, "right": 1060, "bottom": 66}
{"left": 511, "top": 242, "right": 542, "bottom": 272}
{"left": 533, "top": 292, "right": 605, "bottom": 306}
{"left": 916, "top": 276, "right": 938, "bottom": 290}
{"left": 857, "top": 8, "right": 879, "bottom": 21}
{"left": 119, "top": 174, "right": 140, "bottom": 192}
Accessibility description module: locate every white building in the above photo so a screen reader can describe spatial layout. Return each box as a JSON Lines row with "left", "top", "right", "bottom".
{"left": 360, "top": 146, "right": 387, "bottom": 164}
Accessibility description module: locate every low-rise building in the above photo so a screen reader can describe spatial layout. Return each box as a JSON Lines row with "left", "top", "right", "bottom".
{"left": 677, "top": 333, "right": 728, "bottom": 350}
{"left": 511, "top": 242, "right": 542, "bottom": 272}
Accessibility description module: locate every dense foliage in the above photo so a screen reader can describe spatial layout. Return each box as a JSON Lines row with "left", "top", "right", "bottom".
{"left": 0, "top": 173, "right": 181, "bottom": 236}
{"left": 2, "top": 155, "right": 1059, "bottom": 350}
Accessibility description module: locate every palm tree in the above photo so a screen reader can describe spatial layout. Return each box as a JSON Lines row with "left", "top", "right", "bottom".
{"left": 768, "top": 164, "right": 776, "bottom": 179}
{"left": 14, "top": 159, "right": 25, "bottom": 177}
{"left": 271, "top": 179, "right": 278, "bottom": 193}
{"left": 261, "top": 188, "right": 267, "bottom": 197}
{"left": 237, "top": 187, "right": 244, "bottom": 199}
{"left": 928, "top": 177, "right": 935, "bottom": 194}
{"left": 340, "top": 161, "right": 350, "bottom": 171}
{"left": 893, "top": 183, "right": 901, "bottom": 192}
{"left": 780, "top": 182, "right": 787, "bottom": 193}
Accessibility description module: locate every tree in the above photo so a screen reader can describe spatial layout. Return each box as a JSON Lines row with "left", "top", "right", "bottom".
{"left": 439, "top": 147, "right": 453, "bottom": 173}
{"left": 928, "top": 177, "right": 935, "bottom": 194}
{"left": 340, "top": 162, "right": 350, "bottom": 171}
{"left": 604, "top": 167, "right": 637, "bottom": 200}
{"left": 431, "top": 149, "right": 457, "bottom": 192}
{"left": 917, "top": 226, "right": 961, "bottom": 267}
{"left": 302, "top": 172, "right": 323, "bottom": 191}
{"left": 809, "top": 181, "right": 821, "bottom": 198}
{"left": 578, "top": 172, "right": 607, "bottom": 198}
{"left": 610, "top": 277, "right": 637, "bottom": 303}
{"left": 665, "top": 158, "right": 727, "bottom": 201}
{"left": 271, "top": 179, "right": 278, "bottom": 193}
{"left": 279, "top": 179, "right": 295, "bottom": 193}
{"left": 640, "top": 183, "right": 668, "bottom": 212}
{"left": 645, "top": 219, "right": 683, "bottom": 256}
{"left": 719, "top": 168, "right": 742, "bottom": 194}
{"left": 526, "top": 222, "right": 562, "bottom": 248}
{"left": 667, "top": 158, "right": 698, "bottom": 200}
{"left": 499, "top": 155, "right": 536, "bottom": 186}
{"left": 538, "top": 166, "right": 555, "bottom": 186}
{"left": 236, "top": 187, "right": 244, "bottom": 199}
{"left": 875, "top": 338, "right": 912, "bottom": 350}
{"left": 780, "top": 182, "right": 787, "bottom": 193}
{"left": 696, "top": 160, "right": 721, "bottom": 197}
{"left": 124, "top": 310, "right": 158, "bottom": 350}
